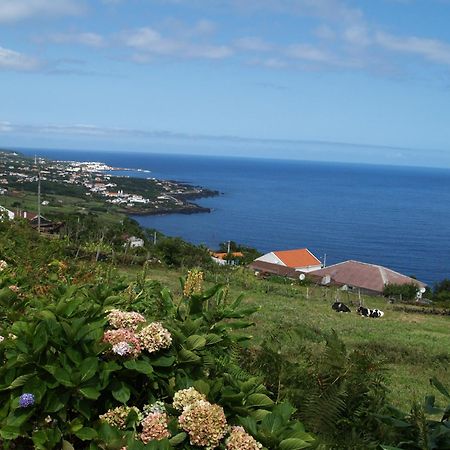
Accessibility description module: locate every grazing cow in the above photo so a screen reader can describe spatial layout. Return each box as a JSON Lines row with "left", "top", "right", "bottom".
{"left": 332, "top": 301, "right": 351, "bottom": 313}
{"left": 357, "top": 306, "right": 384, "bottom": 318}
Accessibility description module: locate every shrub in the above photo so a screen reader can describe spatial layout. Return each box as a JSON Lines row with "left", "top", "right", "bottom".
{"left": 0, "top": 272, "right": 315, "bottom": 449}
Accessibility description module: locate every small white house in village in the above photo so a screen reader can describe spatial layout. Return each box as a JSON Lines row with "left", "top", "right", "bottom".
{"left": 126, "top": 236, "right": 145, "bottom": 248}
{"left": 254, "top": 248, "right": 323, "bottom": 272}
{"left": 0, "top": 205, "right": 14, "bottom": 220}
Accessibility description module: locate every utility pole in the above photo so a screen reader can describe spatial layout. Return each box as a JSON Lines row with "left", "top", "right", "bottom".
{"left": 323, "top": 253, "right": 327, "bottom": 268}
{"left": 227, "top": 240, "right": 231, "bottom": 254}
{"left": 37, "top": 165, "right": 41, "bottom": 233}
{"left": 153, "top": 231, "right": 157, "bottom": 245}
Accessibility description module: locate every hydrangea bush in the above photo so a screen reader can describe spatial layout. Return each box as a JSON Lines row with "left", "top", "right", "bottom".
{"left": 0, "top": 270, "right": 315, "bottom": 449}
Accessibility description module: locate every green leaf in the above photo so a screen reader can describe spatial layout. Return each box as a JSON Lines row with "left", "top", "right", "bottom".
{"left": 33, "top": 322, "right": 49, "bottom": 353}
{"left": 251, "top": 409, "right": 271, "bottom": 421}
{"left": 80, "top": 357, "right": 99, "bottom": 383}
{"left": 193, "top": 380, "right": 210, "bottom": 396}
{"left": 246, "top": 393, "right": 274, "bottom": 408}
{"left": 185, "top": 335, "right": 206, "bottom": 350}
{"left": 151, "top": 355, "right": 176, "bottom": 367}
{"left": 54, "top": 367, "right": 74, "bottom": 387}
{"left": 205, "top": 334, "right": 223, "bottom": 345}
{"left": 62, "top": 440, "right": 75, "bottom": 450}
{"left": 112, "top": 382, "right": 130, "bottom": 403}
{"left": 169, "top": 432, "right": 187, "bottom": 445}
{"left": 430, "top": 377, "right": 450, "bottom": 399}
{"left": 32, "top": 430, "right": 49, "bottom": 449}
{"left": 75, "top": 427, "right": 98, "bottom": 441}
{"left": 79, "top": 387, "right": 101, "bottom": 400}
{"left": 2, "top": 373, "right": 35, "bottom": 391}
{"left": 178, "top": 349, "right": 201, "bottom": 364}
{"left": 279, "top": 438, "right": 312, "bottom": 449}
{"left": 124, "top": 359, "right": 153, "bottom": 376}
{"left": 0, "top": 425, "right": 21, "bottom": 440}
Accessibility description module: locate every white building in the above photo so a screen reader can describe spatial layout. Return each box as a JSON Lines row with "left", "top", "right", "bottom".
{"left": 126, "top": 236, "right": 145, "bottom": 248}
{"left": 0, "top": 206, "right": 14, "bottom": 220}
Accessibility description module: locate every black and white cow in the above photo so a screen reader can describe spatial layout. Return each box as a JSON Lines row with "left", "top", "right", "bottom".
{"left": 357, "top": 306, "right": 384, "bottom": 318}
{"left": 332, "top": 301, "right": 351, "bottom": 313}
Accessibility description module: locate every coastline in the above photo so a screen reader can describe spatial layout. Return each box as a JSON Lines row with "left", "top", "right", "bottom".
{"left": 0, "top": 148, "right": 220, "bottom": 218}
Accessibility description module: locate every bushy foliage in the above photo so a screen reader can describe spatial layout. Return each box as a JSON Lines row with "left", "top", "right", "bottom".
{"left": 378, "top": 378, "right": 450, "bottom": 449}
{"left": 383, "top": 283, "right": 419, "bottom": 301}
{"left": 433, "top": 279, "right": 450, "bottom": 303}
{"left": 0, "top": 265, "right": 315, "bottom": 449}
{"left": 243, "top": 328, "right": 390, "bottom": 449}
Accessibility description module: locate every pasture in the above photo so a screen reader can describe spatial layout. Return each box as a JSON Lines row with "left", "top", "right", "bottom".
{"left": 121, "top": 264, "right": 450, "bottom": 410}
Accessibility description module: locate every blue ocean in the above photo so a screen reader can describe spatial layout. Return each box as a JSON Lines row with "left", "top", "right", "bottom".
{"left": 19, "top": 148, "right": 450, "bottom": 285}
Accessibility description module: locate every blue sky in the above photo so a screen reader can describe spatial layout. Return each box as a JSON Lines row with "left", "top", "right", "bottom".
{"left": 1, "top": 0, "right": 450, "bottom": 167}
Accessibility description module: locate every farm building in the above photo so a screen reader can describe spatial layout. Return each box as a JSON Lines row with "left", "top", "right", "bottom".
{"left": 126, "top": 236, "right": 145, "bottom": 248}
{"left": 309, "top": 260, "right": 427, "bottom": 297}
{"left": 253, "top": 248, "right": 323, "bottom": 273}
{"left": 0, "top": 205, "right": 14, "bottom": 220}
{"left": 211, "top": 252, "right": 244, "bottom": 266}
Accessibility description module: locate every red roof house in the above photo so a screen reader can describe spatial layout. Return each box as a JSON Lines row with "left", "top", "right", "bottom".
{"left": 253, "top": 248, "right": 322, "bottom": 273}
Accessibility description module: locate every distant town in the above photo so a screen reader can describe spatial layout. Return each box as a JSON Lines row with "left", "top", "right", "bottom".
{"left": 0, "top": 149, "right": 218, "bottom": 215}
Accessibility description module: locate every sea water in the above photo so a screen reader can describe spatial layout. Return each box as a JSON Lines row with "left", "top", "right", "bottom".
{"left": 19, "top": 148, "right": 450, "bottom": 285}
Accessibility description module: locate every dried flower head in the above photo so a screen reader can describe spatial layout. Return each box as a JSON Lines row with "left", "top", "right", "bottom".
{"left": 179, "top": 400, "right": 227, "bottom": 448}
{"left": 140, "top": 412, "right": 171, "bottom": 443}
{"left": 0, "top": 260, "right": 8, "bottom": 271}
{"left": 173, "top": 387, "right": 207, "bottom": 411}
{"left": 9, "top": 285, "right": 20, "bottom": 293}
{"left": 103, "top": 328, "right": 141, "bottom": 358}
{"left": 183, "top": 269, "right": 204, "bottom": 297}
{"left": 18, "top": 393, "right": 35, "bottom": 408}
{"left": 106, "top": 309, "right": 146, "bottom": 330}
{"left": 99, "top": 406, "right": 140, "bottom": 430}
{"left": 138, "top": 322, "right": 172, "bottom": 353}
{"left": 0, "top": 335, "right": 4, "bottom": 343}
{"left": 226, "top": 426, "right": 263, "bottom": 450}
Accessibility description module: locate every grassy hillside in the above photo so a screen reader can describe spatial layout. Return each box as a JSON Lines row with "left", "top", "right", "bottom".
{"left": 120, "top": 265, "right": 450, "bottom": 410}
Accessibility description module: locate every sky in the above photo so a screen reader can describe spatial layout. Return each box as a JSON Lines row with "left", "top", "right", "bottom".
{"left": 1, "top": 0, "right": 450, "bottom": 167}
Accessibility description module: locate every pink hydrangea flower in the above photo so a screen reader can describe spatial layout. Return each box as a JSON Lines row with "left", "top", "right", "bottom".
{"left": 140, "top": 412, "right": 171, "bottom": 443}
{"left": 226, "top": 426, "right": 263, "bottom": 450}
{"left": 106, "top": 309, "right": 146, "bottom": 330}
{"left": 103, "top": 328, "right": 141, "bottom": 358}
{"left": 179, "top": 400, "right": 227, "bottom": 448}
{"left": 138, "top": 322, "right": 172, "bottom": 353}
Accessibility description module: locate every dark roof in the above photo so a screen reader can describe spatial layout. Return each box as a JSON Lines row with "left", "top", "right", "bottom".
{"left": 249, "top": 260, "right": 299, "bottom": 278}
{"left": 309, "top": 260, "right": 427, "bottom": 293}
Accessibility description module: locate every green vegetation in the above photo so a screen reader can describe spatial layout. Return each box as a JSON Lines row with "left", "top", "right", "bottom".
{"left": 0, "top": 217, "right": 449, "bottom": 449}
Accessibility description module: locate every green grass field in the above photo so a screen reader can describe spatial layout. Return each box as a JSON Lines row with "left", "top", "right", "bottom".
{"left": 1, "top": 191, "right": 126, "bottom": 224}
{"left": 120, "top": 264, "right": 450, "bottom": 410}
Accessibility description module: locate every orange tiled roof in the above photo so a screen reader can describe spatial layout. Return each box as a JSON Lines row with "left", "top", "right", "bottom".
{"left": 212, "top": 252, "right": 244, "bottom": 260}
{"left": 274, "top": 248, "right": 321, "bottom": 268}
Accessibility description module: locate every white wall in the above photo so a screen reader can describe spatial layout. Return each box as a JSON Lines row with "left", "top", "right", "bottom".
{"left": 0, "top": 206, "right": 14, "bottom": 220}
{"left": 255, "top": 252, "right": 285, "bottom": 266}
{"left": 296, "top": 264, "right": 323, "bottom": 273}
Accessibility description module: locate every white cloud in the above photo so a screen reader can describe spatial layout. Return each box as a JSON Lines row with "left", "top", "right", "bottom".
{"left": 0, "top": 121, "right": 13, "bottom": 132}
{"left": 375, "top": 31, "right": 450, "bottom": 65}
{"left": 120, "top": 26, "right": 233, "bottom": 60}
{"left": 285, "top": 43, "right": 334, "bottom": 63}
{"left": 235, "top": 37, "right": 273, "bottom": 52}
{"left": 46, "top": 32, "right": 106, "bottom": 48}
{"left": 343, "top": 25, "right": 371, "bottom": 46}
{"left": 0, "top": 46, "right": 41, "bottom": 71}
{"left": 0, "top": 0, "right": 82, "bottom": 22}
{"left": 314, "top": 25, "right": 336, "bottom": 40}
